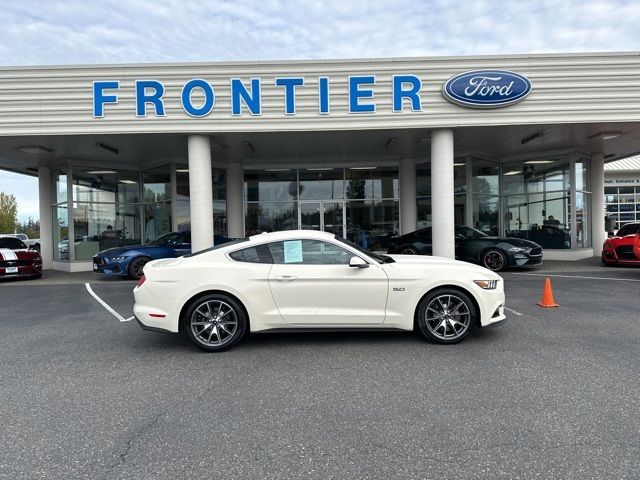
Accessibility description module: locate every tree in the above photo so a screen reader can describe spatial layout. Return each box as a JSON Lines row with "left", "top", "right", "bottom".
{"left": 0, "top": 192, "right": 18, "bottom": 233}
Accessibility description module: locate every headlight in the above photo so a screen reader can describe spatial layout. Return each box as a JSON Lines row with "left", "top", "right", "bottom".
{"left": 474, "top": 279, "right": 498, "bottom": 290}
{"left": 109, "top": 256, "right": 128, "bottom": 261}
{"left": 508, "top": 247, "right": 527, "bottom": 253}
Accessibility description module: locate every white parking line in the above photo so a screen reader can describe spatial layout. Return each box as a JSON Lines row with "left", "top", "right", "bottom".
{"left": 85, "top": 283, "right": 134, "bottom": 322}
{"left": 504, "top": 307, "right": 523, "bottom": 316}
{"left": 513, "top": 272, "right": 640, "bottom": 282}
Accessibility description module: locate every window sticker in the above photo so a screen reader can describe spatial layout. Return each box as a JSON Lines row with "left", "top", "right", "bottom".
{"left": 284, "top": 240, "right": 303, "bottom": 263}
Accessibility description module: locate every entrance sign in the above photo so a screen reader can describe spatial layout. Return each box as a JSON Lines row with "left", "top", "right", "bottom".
{"left": 442, "top": 70, "right": 532, "bottom": 108}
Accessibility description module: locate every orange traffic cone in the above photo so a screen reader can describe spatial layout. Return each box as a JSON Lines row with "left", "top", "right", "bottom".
{"left": 537, "top": 277, "right": 559, "bottom": 308}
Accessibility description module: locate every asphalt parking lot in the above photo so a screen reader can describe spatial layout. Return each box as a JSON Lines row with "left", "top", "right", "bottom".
{"left": 1, "top": 263, "right": 639, "bottom": 479}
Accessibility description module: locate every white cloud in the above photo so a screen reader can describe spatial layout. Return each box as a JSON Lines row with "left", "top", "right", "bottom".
{"left": 0, "top": 0, "right": 638, "bottom": 66}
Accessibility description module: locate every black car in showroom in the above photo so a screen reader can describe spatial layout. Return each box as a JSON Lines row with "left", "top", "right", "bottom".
{"left": 387, "top": 225, "right": 543, "bottom": 272}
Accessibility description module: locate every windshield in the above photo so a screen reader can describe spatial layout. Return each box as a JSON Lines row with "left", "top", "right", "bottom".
{"left": 334, "top": 236, "right": 395, "bottom": 264}
{"left": 147, "top": 232, "right": 183, "bottom": 246}
{"left": 0, "top": 237, "right": 27, "bottom": 249}
{"left": 455, "top": 226, "right": 488, "bottom": 240}
{"left": 616, "top": 223, "right": 640, "bottom": 237}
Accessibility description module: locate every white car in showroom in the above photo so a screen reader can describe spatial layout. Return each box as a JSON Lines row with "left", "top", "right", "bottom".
{"left": 133, "top": 230, "right": 506, "bottom": 351}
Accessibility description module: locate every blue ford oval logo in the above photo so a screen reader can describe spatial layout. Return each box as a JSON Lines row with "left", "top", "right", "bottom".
{"left": 443, "top": 70, "right": 532, "bottom": 108}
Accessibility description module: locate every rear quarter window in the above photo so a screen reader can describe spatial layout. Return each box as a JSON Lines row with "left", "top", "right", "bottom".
{"left": 228, "top": 245, "right": 273, "bottom": 263}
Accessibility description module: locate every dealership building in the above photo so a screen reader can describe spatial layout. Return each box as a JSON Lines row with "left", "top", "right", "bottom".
{"left": 1, "top": 51, "right": 639, "bottom": 271}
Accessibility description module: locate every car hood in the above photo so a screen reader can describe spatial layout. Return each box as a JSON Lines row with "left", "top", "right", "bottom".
{"left": 386, "top": 254, "right": 501, "bottom": 279}
{"left": 97, "top": 245, "right": 160, "bottom": 257}
{"left": 481, "top": 237, "right": 541, "bottom": 249}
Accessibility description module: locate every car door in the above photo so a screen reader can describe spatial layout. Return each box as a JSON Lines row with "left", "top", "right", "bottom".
{"left": 267, "top": 239, "right": 388, "bottom": 325}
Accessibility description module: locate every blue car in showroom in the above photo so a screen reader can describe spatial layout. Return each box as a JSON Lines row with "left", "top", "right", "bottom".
{"left": 92, "top": 231, "right": 230, "bottom": 280}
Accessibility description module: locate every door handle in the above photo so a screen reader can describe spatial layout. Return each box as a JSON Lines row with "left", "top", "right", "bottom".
{"left": 274, "top": 275, "right": 297, "bottom": 282}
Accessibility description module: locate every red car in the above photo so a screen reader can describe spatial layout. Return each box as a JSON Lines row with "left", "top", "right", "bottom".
{"left": 0, "top": 235, "right": 43, "bottom": 279}
{"left": 602, "top": 222, "right": 640, "bottom": 266}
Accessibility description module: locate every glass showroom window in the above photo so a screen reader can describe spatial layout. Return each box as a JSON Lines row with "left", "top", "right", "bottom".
{"left": 52, "top": 168, "right": 68, "bottom": 261}
{"left": 416, "top": 161, "right": 467, "bottom": 229}
{"left": 471, "top": 158, "right": 500, "bottom": 236}
{"left": 143, "top": 165, "right": 172, "bottom": 242}
{"left": 244, "top": 169, "right": 298, "bottom": 235}
{"left": 574, "top": 157, "right": 591, "bottom": 248}
{"left": 503, "top": 156, "right": 571, "bottom": 249}
{"left": 71, "top": 168, "right": 142, "bottom": 261}
{"left": 175, "top": 166, "right": 228, "bottom": 236}
{"left": 605, "top": 186, "right": 639, "bottom": 232}
{"left": 345, "top": 167, "right": 398, "bottom": 250}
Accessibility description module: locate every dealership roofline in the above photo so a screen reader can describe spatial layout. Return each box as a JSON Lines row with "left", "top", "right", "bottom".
{"left": 0, "top": 50, "right": 638, "bottom": 71}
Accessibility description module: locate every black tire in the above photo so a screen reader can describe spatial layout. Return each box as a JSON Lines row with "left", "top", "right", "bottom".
{"left": 184, "top": 293, "right": 247, "bottom": 352}
{"left": 128, "top": 256, "right": 150, "bottom": 280}
{"left": 416, "top": 288, "right": 476, "bottom": 344}
{"left": 481, "top": 249, "right": 507, "bottom": 272}
{"left": 400, "top": 246, "right": 418, "bottom": 255}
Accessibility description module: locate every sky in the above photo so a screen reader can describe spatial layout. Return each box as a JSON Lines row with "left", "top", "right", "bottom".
{"left": 1, "top": 0, "right": 639, "bottom": 222}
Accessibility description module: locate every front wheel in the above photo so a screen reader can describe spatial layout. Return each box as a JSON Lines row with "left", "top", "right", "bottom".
{"left": 401, "top": 246, "right": 418, "bottom": 255}
{"left": 416, "top": 289, "right": 476, "bottom": 344}
{"left": 128, "top": 256, "right": 150, "bottom": 280}
{"left": 184, "top": 294, "right": 247, "bottom": 352}
{"left": 482, "top": 249, "right": 507, "bottom": 272}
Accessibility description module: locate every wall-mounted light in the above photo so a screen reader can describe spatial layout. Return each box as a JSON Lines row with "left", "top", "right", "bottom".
{"left": 453, "top": 163, "right": 466, "bottom": 167}
{"left": 18, "top": 145, "right": 53, "bottom": 154}
{"left": 384, "top": 137, "right": 396, "bottom": 150}
{"left": 504, "top": 170, "right": 521, "bottom": 176}
{"left": 176, "top": 169, "right": 189, "bottom": 173}
{"left": 119, "top": 180, "right": 137, "bottom": 184}
{"left": 521, "top": 131, "right": 544, "bottom": 145}
{"left": 588, "top": 131, "right": 623, "bottom": 141}
{"left": 86, "top": 170, "right": 117, "bottom": 174}
{"left": 349, "top": 166, "right": 377, "bottom": 170}
{"left": 96, "top": 142, "right": 119, "bottom": 155}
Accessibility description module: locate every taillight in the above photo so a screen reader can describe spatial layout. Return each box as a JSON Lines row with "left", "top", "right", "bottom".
{"left": 136, "top": 275, "right": 146, "bottom": 287}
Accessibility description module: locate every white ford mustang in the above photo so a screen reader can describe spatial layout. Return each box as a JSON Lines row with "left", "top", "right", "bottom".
{"left": 133, "top": 230, "right": 506, "bottom": 351}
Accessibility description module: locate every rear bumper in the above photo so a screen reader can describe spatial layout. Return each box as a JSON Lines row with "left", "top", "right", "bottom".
{"left": 133, "top": 284, "right": 181, "bottom": 333}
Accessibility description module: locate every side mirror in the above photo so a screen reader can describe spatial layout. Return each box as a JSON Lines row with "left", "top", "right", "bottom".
{"left": 349, "top": 256, "right": 369, "bottom": 268}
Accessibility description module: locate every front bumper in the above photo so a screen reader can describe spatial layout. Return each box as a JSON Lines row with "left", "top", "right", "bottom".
{"left": 92, "top": 256, "right": 129, "bottom": 276}
{"left": 0, "top": 265, "right": 42, "bottom": 279}
{"left": 510, "top": 249, "right": 543, "bottom": 268}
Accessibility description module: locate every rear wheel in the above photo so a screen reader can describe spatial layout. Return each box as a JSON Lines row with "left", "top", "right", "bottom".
{"left": 482, "top": 249, "right": 507, "bottom": 272}
{"left": 128, "top": 256, "right": 150, "bottom": 280}
{"left": 417, "top": 289, "right": 475, "bottom": 344}
{"left": 184, "top": 294, "right": 247, "bottom": 352}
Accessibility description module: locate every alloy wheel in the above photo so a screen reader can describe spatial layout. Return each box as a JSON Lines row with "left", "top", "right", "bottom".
{"left": 189, "top": 300, "right": 239, "bottom": 347}
{"left": 483, "top": 250, "right": 505, "bottom": 271}
{"left": 401, "top": 247, "right": 417, "bottom": 255}
{"left": 424, "top": 294, "right": 471, "bottom": 341}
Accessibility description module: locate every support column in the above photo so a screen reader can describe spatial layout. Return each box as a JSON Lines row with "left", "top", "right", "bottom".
{"left": 591, "top": 152, "right": 606, "bottom": 255}
{"left": 226, "top": 161, "right": 244, "bottom": 238}
{"left": 187, "top": 135, "right": 214, "bottom": 252}
{"left": 37, "top": 166, "right": 53, "bottom": 269}
{"left": 431, "top": 129, "right": 455, "bottom": 258}
{"left": 399, "top": 158, "right": 417, "bottom": 234}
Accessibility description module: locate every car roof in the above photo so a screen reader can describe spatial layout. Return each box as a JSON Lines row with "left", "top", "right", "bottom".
{"left": 247, "top": 230, "right": 336, "bottom": 243}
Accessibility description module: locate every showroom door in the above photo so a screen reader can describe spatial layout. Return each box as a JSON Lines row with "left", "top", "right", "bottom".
{"left": 299, "top": 201, "right": 345, "bottom": 237}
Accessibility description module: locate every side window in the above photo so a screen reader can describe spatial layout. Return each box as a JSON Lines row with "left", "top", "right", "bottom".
{"left": 268, "top": 240, "right": 354, "bottom": 265}
{"left": 229, "top": 245, "right": 272, "bottom": 263}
